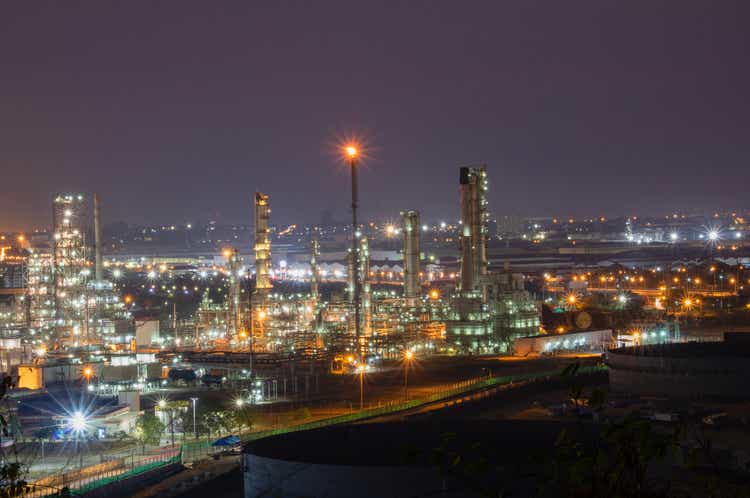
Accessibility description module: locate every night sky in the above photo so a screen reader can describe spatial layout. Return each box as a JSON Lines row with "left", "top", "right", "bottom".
{"left": 2, "top": 1, "right": 749, "bottom": 231}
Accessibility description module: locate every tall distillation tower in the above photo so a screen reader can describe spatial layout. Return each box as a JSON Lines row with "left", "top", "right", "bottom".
{"left": 401, "top": 210, "right": 421, "bottom": 300}
{"left": 52, "top": 193, "right": 89, "bottom": 343}
{"left": 310, "top": 231, "right": 320, "bottom": 302}
{"left": 359, "top": 236, "right": 372, "bottom": 335}
{"left": 252, "top": 192, "right": 272, "bottom": 349}
{"left": 224, "top": 247, "right": 243, "bottom": 342}
{"left": 458, "top": 166, "right": 489, "bottom": 298}
{"left": 253, "top": 192, "right": 272, "bottom": 300}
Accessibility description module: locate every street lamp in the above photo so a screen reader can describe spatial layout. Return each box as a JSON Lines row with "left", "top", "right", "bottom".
{"left": 190, "top": 397, "right": 199, "bottom": 438}
{"left": 357, "top": 364, "right": 366, "bottom": 410}
{"left": 404, "top": 350, "right": 414, "bottom": 402}
{"left": 83, "top": 366, "right": 93, "bottom": 384}
{"left": 67, "top": 411, "right": 88, "bottom": 470}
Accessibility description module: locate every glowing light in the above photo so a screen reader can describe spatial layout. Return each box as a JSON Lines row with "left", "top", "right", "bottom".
{"left": 567, "top": 294, "right": 577, "bottom": 304}
{"left": 69, "top": 411, "right": 87, "bottom": 433}
{"left": 429, "top": 289, "right": 440, "bottom": 300}
{"left": 235, "top": 398, "right": 244, "bottom": 407}
{"left": 158, "top": 399, "right": 167, "bottom": 409}
{"left": 708, "top": 230, "right": 719, "bottom": 241}
{"left": 345, "top": 145, "right": 358, "bottom": 159}
{"left": 670, "top": 232, "right": 678, "bottom": 241}
{"left": 404, "top": 350, "right": 414, "bottom": 361}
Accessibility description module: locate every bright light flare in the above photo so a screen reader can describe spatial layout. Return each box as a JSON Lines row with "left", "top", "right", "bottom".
{"left": 345, "top": 145, "right": 358, "bottom": 159}
{"left": 68, "top": 411, "right": 88, "bottom": 433}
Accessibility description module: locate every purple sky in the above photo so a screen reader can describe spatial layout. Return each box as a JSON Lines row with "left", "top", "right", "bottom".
{"left": 2, "top": 1, "right": 749, "bottom": 230}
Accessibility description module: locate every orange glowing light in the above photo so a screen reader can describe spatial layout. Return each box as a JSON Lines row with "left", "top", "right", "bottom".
{"left": 124, "top": 295, "right": 133, "bottom": 304}
{"left": 404, "top": 350, "right": 414, "bottom": 361}
{"left": 83, "top": 366, "right": 93, "bottom": 379}
{"left": 345, "top": 145, "right": 358, "bottom": 159}
{"left": 429, "top": 289, "right": 440, "bottom": 300}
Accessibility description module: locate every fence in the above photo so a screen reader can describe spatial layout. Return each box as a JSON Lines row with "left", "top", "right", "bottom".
{"left": 22, "top": 448, "right": 182, "bottom": 497}
{"left": 26, "top": 364, "right": 607, "bottom": 496}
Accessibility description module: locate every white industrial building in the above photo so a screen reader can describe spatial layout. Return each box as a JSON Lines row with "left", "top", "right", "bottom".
{"left": 512, "top": 329, "right": 613, "bottom": 356}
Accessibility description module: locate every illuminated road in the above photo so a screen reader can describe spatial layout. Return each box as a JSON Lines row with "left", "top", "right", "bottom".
{"left": 585, "top": 286, "right": 734, "bottom": 298}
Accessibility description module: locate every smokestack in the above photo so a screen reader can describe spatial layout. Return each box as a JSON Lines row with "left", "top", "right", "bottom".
{"left": 401, "top": 210, "right": 420, "bottom": 299}
{"left": 94, "top": 193, "right": 103, "bottom": 282}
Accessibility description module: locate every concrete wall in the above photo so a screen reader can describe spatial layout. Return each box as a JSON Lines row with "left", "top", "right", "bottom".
{"left": 608, "top": 350, "right": 750, "bottom": 399}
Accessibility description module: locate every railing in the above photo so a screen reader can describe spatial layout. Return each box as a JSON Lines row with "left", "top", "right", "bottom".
{"left": 22, "top": 449, "right": 181, "bottom": 497}
{"left": 28, "top": 364, "right": 607, "bottom": 496}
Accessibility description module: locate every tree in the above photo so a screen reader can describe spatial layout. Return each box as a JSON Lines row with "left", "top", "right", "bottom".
{"left": 0, "top": 374, "right": 29, "bottom": 498}
{"left": 134, "top": 413, "right": 165, "bottom": 453}
{"left": 230, "top": 406, "right": 255, "bottom": 437}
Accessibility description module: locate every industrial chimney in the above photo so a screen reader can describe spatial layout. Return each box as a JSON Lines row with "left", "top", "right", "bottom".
{"left": 401, "top": 210, "right": 420, "bottom": 299}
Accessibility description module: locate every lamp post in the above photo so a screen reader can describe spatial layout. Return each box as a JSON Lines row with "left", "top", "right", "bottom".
{"left": 404, "top": 350, "right": 414, "bottom": 402}
{"left": 190, "top": 397, "right": 198, "bottom": 439}
{"left": 346, "top": 145, "right": 364, "bottom": 410}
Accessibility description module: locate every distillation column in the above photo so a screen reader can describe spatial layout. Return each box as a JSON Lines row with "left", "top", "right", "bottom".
{"left": 252, "top": 192, "right": 272, "bottom": 355}
{"left": 347, "top": 249, "right": 356, "bottom": 303}
{"left": 225, "top": 248, "right": 242, "bottom": 342}
{"left": 253, "top": 192, "right": 272, "bottom": 299}
{"left": 401, "top": 210, "right": 420, "bottom": 300}
{"left": 52, "top": 193, "right": 88, "bottom": 343}
{"left": 93, "top": 193, "right": 103, "bottom": 282}
{"left": 310, "top": 232, "right": 320, "bottom": 301}
{"left": 458, "top": 166, "right": 489, "bottom": 296}
{"left": 359, "top": 236, "right": 372, "bottom": 335}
